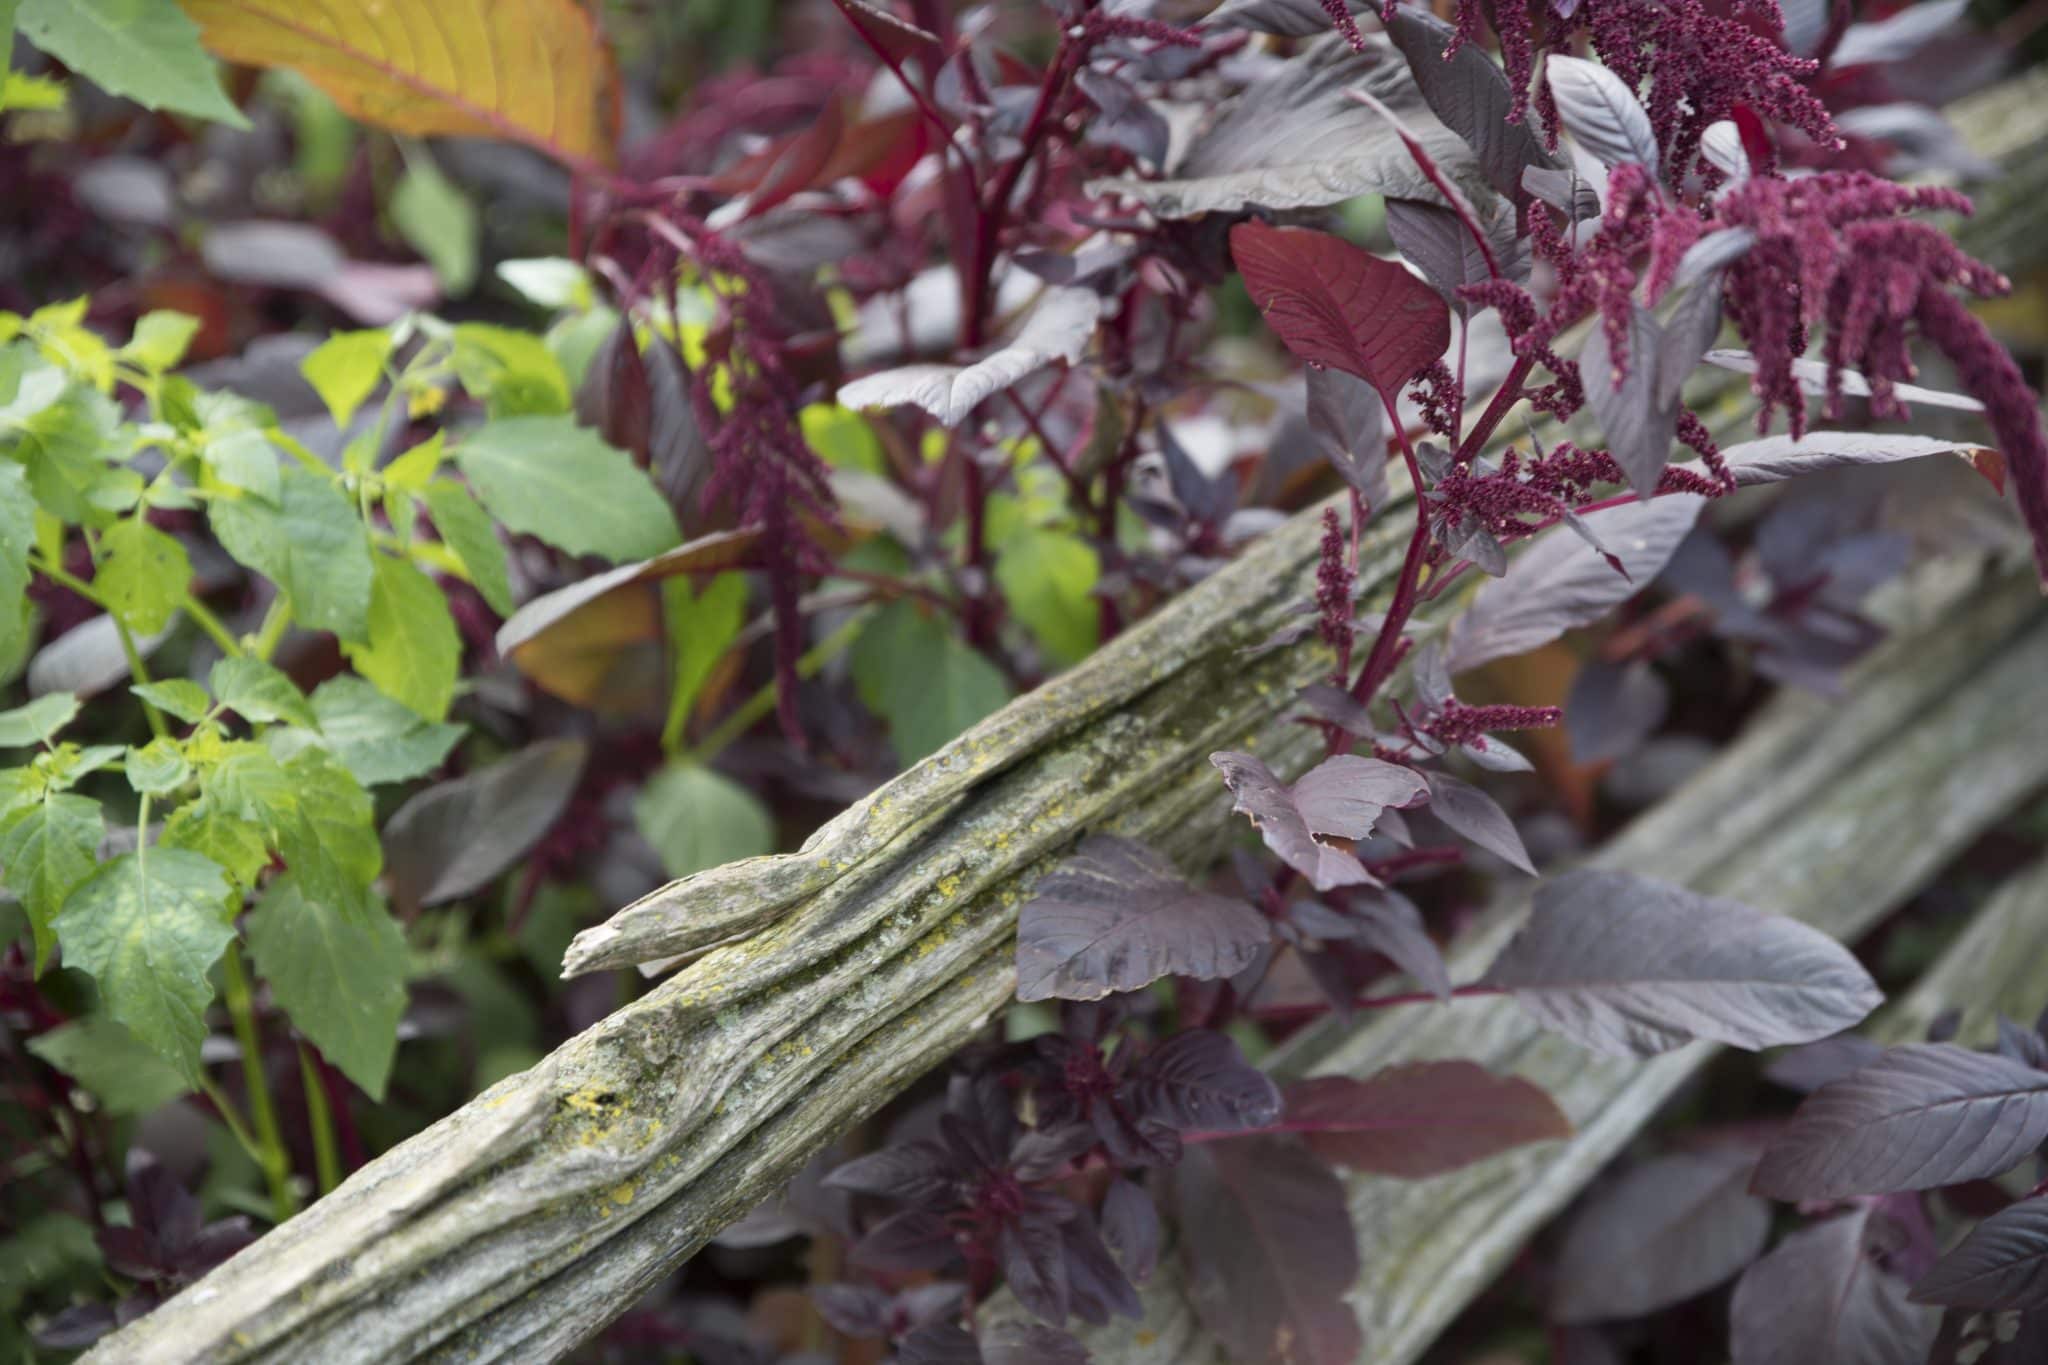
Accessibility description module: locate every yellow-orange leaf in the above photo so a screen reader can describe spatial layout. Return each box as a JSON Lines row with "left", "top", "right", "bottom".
{"left": 181, "top": 0, "right": 619, "bottom": 170}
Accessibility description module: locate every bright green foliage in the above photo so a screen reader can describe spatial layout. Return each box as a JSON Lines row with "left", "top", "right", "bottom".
{"left": 0, "top": 693, "right": 78, "bottom": 747}
{"left": 456, "top": 416, "right": 682, "bottom": 563}
{"left": 634, "top": 762, "right": 775, "bottom": 881}
{"left": 53, "top": 848, "right": 235, "bottom": 1082}
{"left": 298, "top": 674, "right": 464, "bottom": 786}
{"left": 392, "top": 153, "right": 479, "bottom": 295}
{"left": 245, "top": 873, "right": 409, "bottom": 1098}
{"left": 451, "top": 324, "right": 571, "bottom": 416}
{"left": 0, "top": 460, "right": 34, "bottom": 675}
{"left": 662, "top": 571, "right": 747, "bottom": 735}
{"left": 994, "top": 526, "right": 1100, "bottom": 667}
{"left": 27, "top": 1014, "right": 189, "bottom": 1116}
{"left": 123, "top": 736, "right": 192, "bottom": 795}
{"left": 300, "top": 328, "right": 391, "bottom": 428}
{"left": 13, "top": 0, "right": 247, "bottom": 127}
{"left": 95, "top": 515, "right": 192, "bottom": 633}
{"left": 210, "top": 656, "right": 315, "bottom": 727}
{"left": 0, "top": 791, "right": 100, "bottom": 970}
{"left": 419, "top": 478, "right": 514, "bottom": 616}
{"left": 133, "top": 678, "right": 210, "bottom": 724}
{"left": 121, "top": 311, "right": 201, "bottom": 374}
{"left": 801, "top": 403, "right": 887, "bottom": 475}
{"left": 345, "top": 554, "right": 461, "bottom": 720}
{"left": 852, "top": 600, "right": 1012, "bottom": 764}
{"left": 211, "top": 466, "right": 376, "bottom": 639}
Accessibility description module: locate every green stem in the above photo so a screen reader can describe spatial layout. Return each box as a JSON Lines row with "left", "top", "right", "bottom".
{"left": 250, "top": 595, "right": 292, "bottom": 663}
{"left": 182, "top": 595, "right": 244, "bottom": 657}
{"left": 195, "top": 1074, "right": 268, "bottom": 1169}
{"left": 222, "top": 943, "right": 298, "bottom": 1222}
{"left": 681, "top": 606, "right": 877, "bottom": 764}
{"left": 298, "top": 1045, "right": 342, "bottom": 1197}
{"left": 32, "top": 547, "right": 170, "bottom": 737}
{"left": 111, "top": 617, "right": 169, "bottom": 740}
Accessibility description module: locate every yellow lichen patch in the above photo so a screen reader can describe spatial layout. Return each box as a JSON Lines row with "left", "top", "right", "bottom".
{"left": 609, "top": 1182, "right": 636, "bottom": 1206}
{"left": 936, "top": 874, "right": 962, "bottom": 897}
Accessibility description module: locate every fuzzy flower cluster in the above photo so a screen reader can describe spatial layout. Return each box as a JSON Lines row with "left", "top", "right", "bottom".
{"left": 1434, "top": 441, "right": 1721, "bottom": 547}
{"left": 1316, "top": 506, "right": 1356, "bottom": 679}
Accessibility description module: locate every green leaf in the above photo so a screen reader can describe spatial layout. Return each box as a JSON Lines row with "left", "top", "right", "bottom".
{"left": 160, "top": 796, "right": 269, "bottom": 891}
{"left": 994, "top": 526, "right": 1100, "bottom": 667}
{"left": 391, "top": 152, "right": 478, "bottom": 295}
{"left": 200, "top": 427, "right": 282, "bottom": 504}
{"left": 299, "top": 674, "right": 462, "bottom": 786}
{"left": 1, "top": 70, "right": 67, "bottom": 112}
{"left": 343, "top": 554, "right": 459, "bottom": 721}
{"left": 851, "top": 600, "right": 1012, "bottom": 764}
{"left": 245, "top": 872, "right": 407, "bottom": 1099}
{"left": 661, "top": 571, "right": 746, "bottom": 732}
{"left": 95, "top": 516, "right": 191, "bottom": 634}
{"left": 27, "top": 1014, "right": 189, "bottom": 1115}
{"left": 497, "top": 258, "right": 591, "bottom": 310}
{"left": 381, "top": 430, "right": 444, "bottom": 493}
{"left": 204, "top": 743, "right": 298, "bottom": 834}
{"left": 272, "top": 747, "right": 381, "bottom": 907}
{"left": 451, "top": 324, "right": 570, "bottom": 417}
{"left": 299, "top": 328, "right": 390, "bottom": 428}
{"left": 52, "top": 847, "right": 234, "bottom": 1083}
{"left": 0, "top": 457, "right": 36, "bottom": 607}
{"left": 456, "top": 416, "right": 681, "bottom": 563}
{"left": 132, "top": 678, "right": 210, "bottom": 724}
{"left": 122, "top": 310, "right": 200, "bottom": 373}
{"left": 633, "top": 762, "right": 775, "bottom": 882}
{"left": 800, "top": 403, "right": 886, "bottom": 475}
{"left": 3, "top": 382, "right": 115, "bottom": 524}
{"left": 123, "top": 737, "right": 192, "bottom": 795}
{"left": 15, "top": 0, "right": 247, "bottom": 127}
{"left": 0, "top": 693, "right": 79, "bottom": 748}
{"left": 0, "top": 791, "right": 101, "bottom": 972}
{"left": 420, "top": 478, "right": 513, "bottom": 616}
{"left": 209, "top": 656, "right": 314, "bottom": 727}
{"left": 210, "top": 466, "right": 374, "bottom": 640}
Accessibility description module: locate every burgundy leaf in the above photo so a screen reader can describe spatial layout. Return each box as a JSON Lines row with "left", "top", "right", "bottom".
{"left": 1446, "top": 496, "right": 1706, "bottom": 675}
{"left": 1551, "top": 1147, "right": 1771, "bottom": 1322}
{"left": 851, "top": 1208, "right": 960, "bottom": 1272}
{"left": 1014, "top": 835, "right": 1271, "bottom": 1002}
{"left": 1479, "top": 869, "right": 1883, "bottom": 1058}
{"left": 1728, "top": 1206, "right": 1939, "bottom": 1365}
{"left": 1998, "top": 1016, "right": 2048, "bottom": 1069}
{"left": 1288, "top": 1062, "right": 1572, "bottom": 1177}
{"left": 1341, "top": 889, "right": 1451, "bottom": 1000}
{"left": 1566, "top": 659, "right": 1670, "bottom": 765}
{"left": 825, "top": 1140, "right": 957, "bottom": 1207}
{"left": 1304, "top": 366, "right": 1387, "bottom": 502}
{"left": 1212, "top": 750, "right": 1426, "bottom": 891}
{"left": 1099, "top": 1176, "right": 1162, "bottom": 1284}
{"left": 1764, "top": 1034, "right": 1887, "bottom": 1093}
{"left": 1382, "top": 7, "right": 1558, "bottom": 203}
{"left": 575, "top": 316, "right": 652, "bottom": 464}
{"left": 809, "top": 1284, "right": 891, "bottom": 1339}
{"left": 898, "top": 1320, "right": 984, "bottom": 1365}
{"left": 1230, "top": 220, "right": 1450, "bottom": 400}
{"left": 381, "top": 739, "right": 588, "bottom": 911}
{"left": 1420, "top": 770, "right": 1535, "bottom": 875}
{"left": 1385, "top": 198, "right": 1529, "bottom": 314}
{"left": 1912, "top": 1196, "right": 2048, "bottom": 1311}
{"left": 1124, "top": 1029, "right": 1281, "bottom": 1134}
{"left": 998, "top": 1215, "right": 1071, "bottom": 1325}
{"left": 1752, "top": 1045, "right": 2048, "bottom": 1200}
{"left": 1060, "top": 1215, "right": 1142, "bottom": 1324}
{"left": 1174, "top": 1136, "right": 1363, "bottom": 1365}
{"left": 1580, "top": 302, "right": 1681, "bottom": 497}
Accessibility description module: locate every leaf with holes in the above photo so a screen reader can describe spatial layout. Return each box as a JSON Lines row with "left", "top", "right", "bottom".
{"left": 182, "top": 0, "right": 618, "bottom": 168}
{"left": 1552, "top": 1148, "right": 1771, "bottom": 1322}
{"left": 1232, "top": 221, "right": 1450, "bottom": 401}
{"left": 1753, "top": 1044, "right": 2048, "bottom": 1199}
{"left": 1286, "top": 1062, "right": 1572, "bottom": 1177}
{"left": 1211, "top": 750, "right": 1427, "bottom": 891}
{"left": 1479, "top": 869, "right": 1883, "bottom": 1058}
{"left": 1015, "top": 836, "right": 1270, "bottom": 1002}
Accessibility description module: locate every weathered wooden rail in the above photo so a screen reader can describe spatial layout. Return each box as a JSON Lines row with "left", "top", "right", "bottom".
{"left": 87, "top": 62, "right": 2048, "bottom": 1365}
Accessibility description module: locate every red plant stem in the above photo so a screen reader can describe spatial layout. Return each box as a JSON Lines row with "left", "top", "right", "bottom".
{"left": 1364, "top": 843, "right": 1466, "bottom": 880}
{"left": 1005, "top": 390, "right": 1094, "bottom": 513}
{"left": 963, "top": 37, "right": 1077, "bottom": 347}
{"left": 1349, "top": 395, "right": 1433, "bottom": 703}
{"left": 829, "top": 0, "right": 977, "bottom": 196}
{"left": 1456, "top": 351, "right": 1536, "bottom": 463}
{"left": 961, "top": 454, "right": 997, "bottom": 648}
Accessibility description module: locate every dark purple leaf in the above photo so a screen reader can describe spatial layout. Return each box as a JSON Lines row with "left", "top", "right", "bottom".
{"left": 1124, "top": 1029, "right": 1281, "bottom": 1133}
{"left": 381, "top": 739, "right": 587, "bottom": 910}
{"left": 1479, "top": 869, "right": 1883, "bottom": 1058}
{"left": 1566, "top": 659, "right": 1670, "bottom": 765}
{"left": 1421, "top": 770, "right": 1535, "bottom": 875}
{"left": 1551, "top": 1147, "right": 1771, "bottom": 1322}
{"left": 1060, "top": 1216, "right": 1142, "bottom": 1324}
{"left": 1230, "top": 221, "right": 1451, "bottom": 401}
{"left": 1446, "top": 496, "right": 1707, "bottom": 674}
{"left": 1384, "top": 198, "right": 1530, "bottom": 314}
{"left": 1580, "top": 302, "right": 1679, "bottom": 497}
{"left": 1998, "top": 1017, "right": 2048, "bottom": 1069}
{"left": 1203, "top": 0, "right": 1368, "bottom": 35}
{"left": 1304, "top": 367, "right": 1388, "bottom": 502}
{"left": 1014, "top": 835, "right": 1271, "bottom": 1002}
{"left": 1702, "top": 349, "right": 1985, "bottom": 413}
{"left": 809, "top": 1284, "right": 891, "bottom": 1339}
{"left": 645, "top": 335, "right": 711, "bottom": 509}
{"left": 998, "top": 1215, "right": 1071, "bottom": 1325}
{"left": 825, "top": 1141, "right": 957, "bottom": 1208}
{"left": 1212, "top": 750, "right": 1427, "bottom": 891}
{"left": 1078, "top": 69, "right": 1169, "bottom": 168}
{"left": 1728, "top": 1206, "right": 1939, "bottom": 1365}
{"left": 1099, "top": 1176, "right": 1161, "bottom": 1284}
{"left": 1523, "top": 165, "right": 1601, "bottom": 221}
{"left": 1709, "top": 431, "right": 1989, "bottom": 488}
{"left": 898, "top": 1320, "right": 983, "bottom": 1365}
{"left": 1655, "top": 277, "right": 1725, "bottom": 409}
{"left": 1174, "top": 1136, "right": 1362, "bottom": 1365}
{"left": 1764, "top": 1034, "right": 1888, "bottom": 1093}
{"left": 1670, "top": 227, "right": 1757, "bottom": 293}
{"left": 1912, "top": 1196, "right": 2048, "bottom": 1311}
{"left": 851, "top": 1208, "right": 960, "bottom": 1272}
{"left": 576, "top": 316, "right": 652, "bottom": 464}
{"left": 1340, "top": 889, "right": 1451, "bottom": 1000}
{"left": 1158, "top": 422, "right": 1237, "bottom": 527}
{"left": 1383, "top": 7, "right": 1559, "bottom": 203}
{"left": 1752, "top": 1045, "right": 2048, "bottom": 1200}
{"left": 1288, "top": 1062, "right": 1572, "bottom": 1177}
{"left": 1546, "top": 56, "right": 1660, "bottom": 175}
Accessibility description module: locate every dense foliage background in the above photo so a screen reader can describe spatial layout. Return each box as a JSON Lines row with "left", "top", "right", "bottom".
{"left": 3, "top": 2, "right": 2048, "bottom": 1363}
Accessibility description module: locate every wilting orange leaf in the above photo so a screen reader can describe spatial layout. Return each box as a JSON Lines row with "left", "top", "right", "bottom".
{"left": 181, "top": 0, "right": 620, "bottom": 170}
